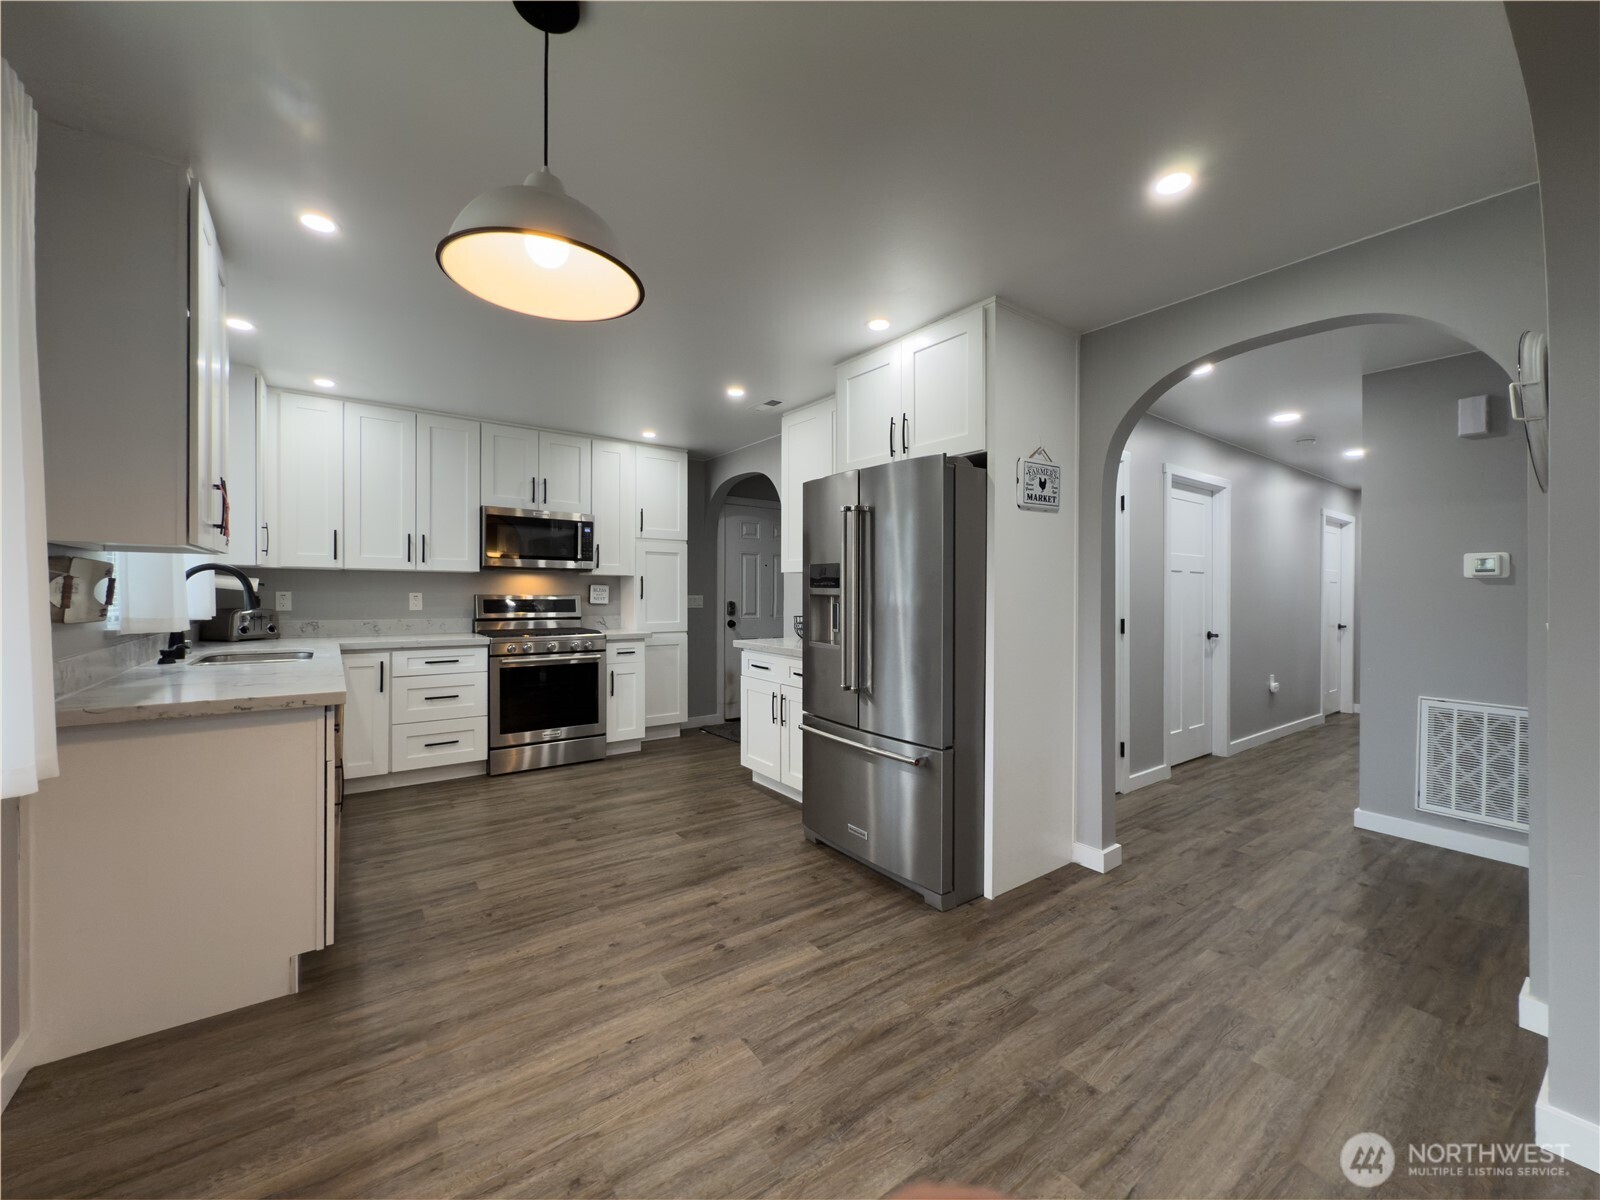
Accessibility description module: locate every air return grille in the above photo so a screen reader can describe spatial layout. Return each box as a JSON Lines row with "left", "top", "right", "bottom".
{"left": 1416, "top": 697, "right": 1529, "bottom": 831}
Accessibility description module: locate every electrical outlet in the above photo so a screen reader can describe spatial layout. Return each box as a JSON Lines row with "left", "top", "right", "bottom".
{"left": 687, "top": 594, "right": 704, "bottom": 609}
{"left": 409, "top": 592, "right": 423, "bottom": 611}
{"left": 275, "top": 591, "right": 293, "bottom": 612}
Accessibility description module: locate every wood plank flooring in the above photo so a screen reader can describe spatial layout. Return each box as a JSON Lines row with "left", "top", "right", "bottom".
{"left": 4, "top": 717, "right": 1591, "bottom": 1198}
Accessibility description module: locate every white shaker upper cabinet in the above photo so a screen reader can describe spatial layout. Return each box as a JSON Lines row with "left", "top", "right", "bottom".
{"left": 902, "top": 305, "right": 986, "bottom": 460}
{"left": 272, "top": 392, "right": 344, "bottom": 570}
{"left": 416, "top": 413, "right": 480, "bottom": 573}
{"left": 636, "top": 539, "right": 688, "bottom": 633}
{"left": 537, "top": 431, "right": 591, "bottom": 513}
{"left": 480, "top": 422, "right": 540, "bottom": 509}
{"left": 780, "top": 397, "right": 836, "bottom": 573}
{"left": 591, "top": 439, "right": 637, "bottom": 575}
{"left": 188, "top": 181, "right": 230, "bottom": 553}
{"left": 636, "top": 445, "right": 688, "bottom": 541}
{"left": 836, "top": 341, "right": 901, "bottom": 471}
{"left": 343, "top": 403, "right": 417, "bottom": 571}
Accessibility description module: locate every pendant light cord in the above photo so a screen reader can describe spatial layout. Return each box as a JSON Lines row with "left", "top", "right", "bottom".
{"left": 543, "top": 29, "right": 550, "bottom": 168}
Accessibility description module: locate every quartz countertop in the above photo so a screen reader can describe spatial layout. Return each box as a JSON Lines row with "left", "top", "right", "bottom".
{"left": 733, "top": 637, "right": 804, "bottom": 659}
{"left": 604, "top": 630, "right": 651, "bottom": 642}
{"left": 55, "top": 633, "right": 494, "bottom": 727}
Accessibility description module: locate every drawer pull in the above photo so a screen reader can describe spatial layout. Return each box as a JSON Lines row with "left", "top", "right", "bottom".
{"left": 424, "top": 694, "right": 461, "bottom": 701}
{"left": 617, "top": 649, "right": 636, "bottom": 656}
{"left": 424, "top": 739, "right": 460, "bottom": 748}
{"left": 423, "top": 658, "right": 461, "bottom": 665}
{"left": 751, "top": 662, "right": 770, "bottom": 671}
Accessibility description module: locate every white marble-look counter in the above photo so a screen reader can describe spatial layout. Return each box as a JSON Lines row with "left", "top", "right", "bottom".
{"left": 604, "top": 630, "right": 651, "bottom": 643}
{"left": 57, "top": 632, "right": 506, "bottom": 727}
{"left": 733, "top": 637, "right": 804, "bottom": 659}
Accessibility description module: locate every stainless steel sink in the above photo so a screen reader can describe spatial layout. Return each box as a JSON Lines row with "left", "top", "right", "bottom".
{"left": 190, "top": 650, "right": 313, "bottom": 666}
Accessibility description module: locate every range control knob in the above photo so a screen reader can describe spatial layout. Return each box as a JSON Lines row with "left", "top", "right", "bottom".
{"left": 579, "top": 640, "right": 593, "bottom": 652}
{"left": 545, "top": 640, "right": 559, "bottom": 654}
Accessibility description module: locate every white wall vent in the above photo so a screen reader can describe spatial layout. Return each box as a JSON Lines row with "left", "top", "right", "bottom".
{"left": 1416, "top": 697, "right": 1530, "bottom": 832}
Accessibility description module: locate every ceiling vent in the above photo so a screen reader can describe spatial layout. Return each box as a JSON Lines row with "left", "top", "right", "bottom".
{"left": 762, "top": 399, "right": 782, "bottom": 408}
{"left": 1416, "top": 697, "right": 1529, "bottom": 831}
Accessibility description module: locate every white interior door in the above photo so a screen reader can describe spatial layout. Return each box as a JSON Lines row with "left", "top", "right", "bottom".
{"left": 722, "top": 503, "right": 782, "bottom": 718}
{"left": 1165, "top": 480, "right": 1214, "bottom": 766}
{"left": 1322, "top": 511, "right": 1355, "bottom": 715}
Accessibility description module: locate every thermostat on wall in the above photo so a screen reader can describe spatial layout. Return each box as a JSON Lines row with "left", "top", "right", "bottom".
{"left": 1464, "top": 552, "right": 1510, "bottom": 579}
{"left": 588, "top": 583, "right": 610, "bottom": 604}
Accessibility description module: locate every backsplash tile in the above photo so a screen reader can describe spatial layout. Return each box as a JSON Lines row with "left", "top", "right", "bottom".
{"left": 53, "top": 632, "right": 164, "bottom": 698}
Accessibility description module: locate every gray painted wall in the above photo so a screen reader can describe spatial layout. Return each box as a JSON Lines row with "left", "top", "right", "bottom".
{"left": 1356, "top": 354, "right": 1526, "bottom": 849}
{"left": 1507, "top": 0, "right": 1599, "bottom": 1130}
{"left": 1076, "top": 185, "right": 1547, "bottom": 851}
{"left": 1123, "top": 417, "right": 1360, "bottom": 775}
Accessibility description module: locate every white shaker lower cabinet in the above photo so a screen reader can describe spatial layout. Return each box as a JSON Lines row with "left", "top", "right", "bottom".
{"left": 390, "top": 716, "right": 489, "bottom": 771}
{"left": 740, "top": 651, "right": 803, "bottom": 802}
{"left": 341, "top": 652, "right": 390, "bottom": 779}
{"left": 636, "top": 540, "right": 688, "bottom": 633}
{"left": 606, "top": 642, "right": 646, "bottom": 747}
{"left": 644, "top": 632, "right": 688, "bottom": 727}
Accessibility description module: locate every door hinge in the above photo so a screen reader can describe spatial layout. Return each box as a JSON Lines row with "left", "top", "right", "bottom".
{"left": 1119, "top": 741, "right": 1126, "bottom": 759}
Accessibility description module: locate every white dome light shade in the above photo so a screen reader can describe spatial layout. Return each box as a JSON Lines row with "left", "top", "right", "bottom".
{"left": 438, "top": 168, "right": 642, "bottom": 322}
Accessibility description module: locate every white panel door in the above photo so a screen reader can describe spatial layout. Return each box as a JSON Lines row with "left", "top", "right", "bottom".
{"left": 537, "top": 431, "right": 591, "bottom": 513}
{"left": 780, "top": 397, "right": 836, "bottom": 573}
{"left": 722, "top": 503, "right": 782, "bottom": 717}
{"left": 779, "top": 682, "right": 804, "bottom": 793}
{"left": 343, "top": 403, "right": 417, "bottom": 571}
{"left": 837, "top": 342, "right": 901, "bottom": 471}
{"left": 607, "top": 659, "right": 645, "bottom": 742}
{"left": 1322, "top": 516, "right": 1354, "bottom": 715}
{"left": 1165, "top": 481, "right": 1213, "bottom": 766}
{"left": 741, "top": 675, "right": 781, "bottom": 780}
{"left": 274, "top": 392, "right": 343, "bottom": 570}
{"left": 637, "top": 539, "right": 688, "bottom": 633}
{"left": 903, "top": 305, "right": 986, "bottom": 459}
{"left": 342, "top": 653, "right": 390, "bottom": 779}
{"left": 480, "top": 422, "right": 539, "bottom": 508}
{"left": 417, "top": 414, "right": 480, "bottom": 573}
{"left": 644, "top": 632, "right": 688, "bottom": 727}
{"left": 636, "top": 445, "right": 688, "bottom": 540}
{"left": 591, "top": 439, "right": 637, "bottom": 575}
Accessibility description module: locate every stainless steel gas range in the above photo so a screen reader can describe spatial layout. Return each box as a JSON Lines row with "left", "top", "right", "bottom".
{"left": 475, "top": 594, "right": 607, "bottom": 775}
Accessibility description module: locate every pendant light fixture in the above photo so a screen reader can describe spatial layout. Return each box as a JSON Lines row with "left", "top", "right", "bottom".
{"left": 437, "top": 1, "right": 642, "bottom": 321}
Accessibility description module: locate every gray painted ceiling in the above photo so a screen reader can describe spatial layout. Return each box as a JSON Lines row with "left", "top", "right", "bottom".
{"left": 1146, "top": 323, "right": 1475, "bottom": 489}
{"left": 2, "top": 2, "right": 1534, "bottom": 456}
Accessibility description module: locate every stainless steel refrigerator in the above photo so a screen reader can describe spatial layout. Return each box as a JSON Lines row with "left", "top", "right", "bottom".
{"left": 801, "top": 454, "right": 986, "bottom": 909}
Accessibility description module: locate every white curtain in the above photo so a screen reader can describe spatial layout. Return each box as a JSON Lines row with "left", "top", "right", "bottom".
{"left": 1, "top": 62, "right": 58, "bottom": 798}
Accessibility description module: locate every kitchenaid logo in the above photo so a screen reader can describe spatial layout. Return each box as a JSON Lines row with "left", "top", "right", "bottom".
{"left": 1340, "top": 1132, "right": 1569, "bottom": 1187}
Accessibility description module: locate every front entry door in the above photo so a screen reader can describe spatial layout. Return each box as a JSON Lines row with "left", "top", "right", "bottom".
{"left": 723, "top": 502, "right": 782, "bottom": 718}
{"left": 1165, "top": 480, "right": 1214, "bottom": 765}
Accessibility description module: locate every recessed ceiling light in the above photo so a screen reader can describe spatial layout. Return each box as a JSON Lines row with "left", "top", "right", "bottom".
{"left": 726, "top": 385, "right": 747, "bottom": 399}
{"left": 1152, "top": 171, "right": 1195, "bottom": 197}
{"left": 641, "top": 429, "right": 657, "bottom": 439}
{"left": 1270, "top": 411, "right": 1302, "bottom": 425}
{"left": 1343, "top": 447, "right": 1367, "bottom": 459}
{"left": 1189, "top": 362, "right": 1215, "bottom": 378}
{"left": 313, "top": 377, "right": 336, "bottom": 389}
{"left": 866, "top": 317, "right": 891, "bottom": 332}
{"left": 299, "top": 211, "right": 339, "bottom": 235}
{"left": 225, "top": 317, "right": 255, "bottom": 332}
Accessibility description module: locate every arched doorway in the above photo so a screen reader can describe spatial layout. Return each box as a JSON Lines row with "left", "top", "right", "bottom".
{"left": 702, "top": 469, "right": 783, "bottom": 727}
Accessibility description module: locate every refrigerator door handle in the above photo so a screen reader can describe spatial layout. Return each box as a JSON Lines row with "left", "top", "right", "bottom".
{"left": 841, "top": 505, "right": 859, "bottom": 691}
{"left": 801, "top": 722, "right": 925, "bottom": 768}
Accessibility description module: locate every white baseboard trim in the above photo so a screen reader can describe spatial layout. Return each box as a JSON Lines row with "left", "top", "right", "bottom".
{"left": 643, "top": 725, "right": 683, "bottom": 742}
{"left": 1123, "top": 764, "right": 1171, "bottom": 792}
{"left": 685, "top": 712, "right": 722, "bottom": 728}
{"left": 1073, "top": 841, "right": 1124, "bottom": 873}
{"left": 1228, "top": 712, "right": 1325, "bottom": 755}
{"left": 1536, "top": 1068, "right": 1600, "bottom": 1173}
{"left": 345, "top": 760, "right": 485, "bottom": 794}
{"left": 1352, "top": 807, "right": 1529, "bottom": 867}
{"left": 1353, "top": 703, "right": 1362, "bottom": 714}
{"left": 2, "top": 1032, "right": 33, "bottom": 1111}
{"left": 605, "top": 740, "right": 643, "bottom": 757}
{"left": 1519, "top": 977, "right": 1549, "bottom": 1036}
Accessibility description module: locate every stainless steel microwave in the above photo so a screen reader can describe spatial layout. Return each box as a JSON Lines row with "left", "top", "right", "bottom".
{"left": 481, "top": 507, "right": 597, "bottom": 570}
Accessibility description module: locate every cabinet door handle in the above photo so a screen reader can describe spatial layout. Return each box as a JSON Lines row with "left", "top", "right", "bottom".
{"left": 640, "top": 577, "right": 644, "bottom": 600}
{"left": 379, "top": 661, "right": 385, "bottom": 692}
{"left": 261, "top": 521, "right": 270, "bottom": 555}
{"left": 888, "top": 416, "right": 896, "bottom": 458}
{"left": 639, "top": 507, "right": 644, "bottom": 533}
{"left": 780, "top": 694, "right": 787, "bottom": 726}
{"left": 543, "top": 478, "right": 548, "bottom": 505}
{"left": 407, "top": 533, "right": 413, "bottom": 563}
{"left": 531, "top": 476, "right": 537, "bottom": 505}
{"left": 333, "top": 529, "right": 338, "bottom": 560}
{"left": 424, "top": 739, "right": 460, "bottom": 748}
{"left": 421, "top": 534, "right": 427, "bottom": 564}
{"left": 771, "top": 692, "right": 777, "bottom": 724}
{"left": 902, "top": 412, "right": 909, "bottom": 455}
{"left": 610, "top": 670, "right": 615, "bottom": 697}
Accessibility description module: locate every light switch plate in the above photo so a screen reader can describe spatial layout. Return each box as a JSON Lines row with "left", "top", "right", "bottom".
{"left": 409, "top": 592, "right": 423, "bottom": 611}
{"left": 687, "top": 594, "right": 704, "bottom": 609}
{"left": 588, "top": 583, "right": 610, "bottom": 605}
{"left": 275, "top": 591, "right": 293, "bottom": 612}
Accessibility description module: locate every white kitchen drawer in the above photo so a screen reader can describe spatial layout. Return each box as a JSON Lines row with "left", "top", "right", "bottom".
{"left": 742, "top": 651, "right": 789, "bottom": 679}
{"left": 390, "top": 715, "right": 488, "bottom": 771}
{"left": 786, "top": 661, "right": 805, "bottom": 685}
{"left": 606, "top": 641, "right": 645, "bottom": 664}
{"left": 390, "top": 646, "right": 488, "bottom": 677}
{"left": 389, "top": 671, "right": 487, "bottom": 725}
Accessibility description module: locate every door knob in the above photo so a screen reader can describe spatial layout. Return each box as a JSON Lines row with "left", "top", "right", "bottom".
{"left": 1337, "top": 623, "right": 1349, "bottom": 631}
{"left": 727, "top": 619, "right": 736, "bottom": 629}
{"left": 1205, "top": 630, "right": 1220, "bottom": 640}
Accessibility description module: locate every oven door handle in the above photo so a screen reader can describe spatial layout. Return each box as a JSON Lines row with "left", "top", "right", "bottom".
{"left": 492, "top": 652, "right": 605, "bottom": 666}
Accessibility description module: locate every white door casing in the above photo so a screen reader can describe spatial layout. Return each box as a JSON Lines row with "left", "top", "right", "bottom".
{"left": 721, "top": 501, "right": 783, "bottom": 718}
{"left": 1163, "top": 464, "right": 1231, "bottom": 767}
{"left": 1321, "top": 509, "right": 1356, "bottom": 715}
